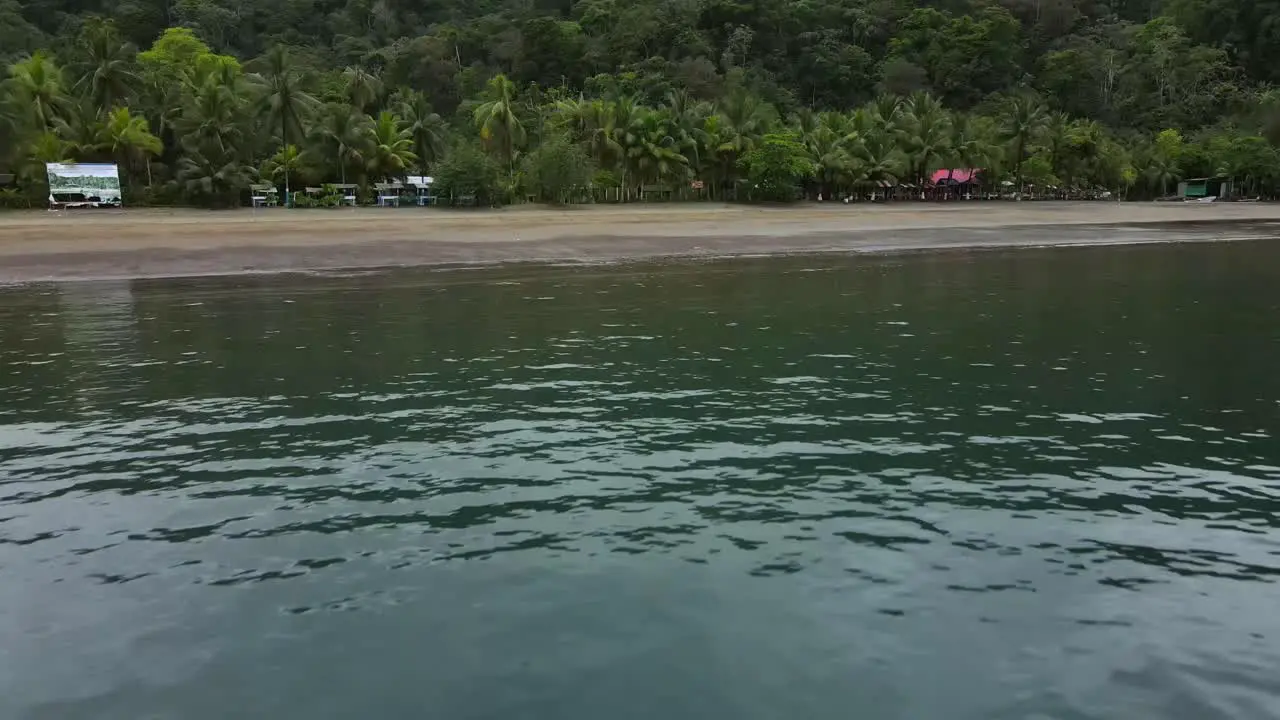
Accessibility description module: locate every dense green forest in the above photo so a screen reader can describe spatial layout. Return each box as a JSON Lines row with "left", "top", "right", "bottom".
{"left": 3, "top": 0, "right": 1280, "bottom": 206}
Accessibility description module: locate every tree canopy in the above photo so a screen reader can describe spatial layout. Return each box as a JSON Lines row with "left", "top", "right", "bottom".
{"left": 3, "top": 0, "right": 1280, "bottom": 206}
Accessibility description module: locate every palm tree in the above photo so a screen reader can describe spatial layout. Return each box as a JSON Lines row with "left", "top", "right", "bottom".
{"left": 898, "top": 92, "right": 951, "bottom": 188}
{"left": 474, "top": 74, "right": 525, "bottom": 177}
{"left": 309, "top": 103, "right": 372, "bottom": 184}
{"left": 72, "top": 19, "right": 139, "bottom": 110}
{"left": 178, "top": 76, "right": 247, "bottom": 162}
{"left": 1062, "top": 119, "right": 1103, "bottom": 190}
{"left": 555, "top": 96, "right": 622, "bottom": 170}
{"left": 1042, "top": 112, "right": 1072, "bottom": 186}
{"left": 261, "top": 144, "right": 304, "bottom": 188}
{"left": 626, "top": 109, "right": 690, "bottom": 187}
{"left": 868, "top": 94, "right": 903, "bottom": 134}
{"left": 105, "top": 106, "right": 162, "bottom": 187}
{"left": 849, "top": 110, "right": 903, "bottom": 197}
{"left": 664, "top": 90, "right": 712, "bottom": 188}
{"left": 53, "top": 98, "right": 109, "bottom": 160}
{"left": 1001, "top": 94, "right": 1047, "bottom": 197}
{"left": 176, "top": 148, "right": 256, "bottom": 207}
{"left": 395, "top": 91, "right": 446, "bottom": 174}
{"left": 713, "top": 87, "right": 775, "bottom": 198}
{"left": 28, "top": 130, "right": 73, "bottom": 163}
{"left": 19, "top": 130, "right": 74, "bottom": 185}
{"left": 365, "top": 111, "right": 417, "bottom": 181}
{"left": 0, "top": 97, "right": 18, "bottom": 167}
{"left": 343, "top": 66, "right": 383, "bottom": 113}
{"left": 805, "top": 117, "right": 858, "bottom": 199}
{"left": 252, "top": 46, "right": 317, "bottom": 205}
{"left": 5, "top": 51, "right": 69, "bottom": 131}
{"left": 945, "top": 115, "right": 999, "bottom": 194}
{"left": 1144, "top": 148, "right": 1179, "bottom": 197}
{"left": 790, "top": 107, "right": 821, "bottom": 140}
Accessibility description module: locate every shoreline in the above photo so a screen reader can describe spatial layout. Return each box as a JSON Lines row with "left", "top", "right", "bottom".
{"left": 1, "top": 202, "right": 1278, "bottom": 282}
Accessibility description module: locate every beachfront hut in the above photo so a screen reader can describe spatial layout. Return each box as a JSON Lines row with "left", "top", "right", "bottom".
{"left": 931, "top": 168, "right": 982, "bottom": 199}
{"left": 333, "top": 184, "right": 358, "bottom": 206}
{"left": 374, "top": 182, "right": 404, "bottom": 207}
{"left": 250, "top": 184, "right": 279, "bottom": 207}
{"left": 405, "top": 176, "right": 434, "bottom": 206}
{"left": 1177, "top": 177, "right": 1234, "bottom": 201}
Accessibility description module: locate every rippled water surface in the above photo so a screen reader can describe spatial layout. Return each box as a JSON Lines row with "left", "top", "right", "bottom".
{"left": 3, "top": 242, "right": 1280, "bottom": 719}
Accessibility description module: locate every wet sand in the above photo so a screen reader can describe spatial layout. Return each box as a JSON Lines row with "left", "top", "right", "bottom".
{"left": 2, "top": 202, "right": 1279, "bottom": 281}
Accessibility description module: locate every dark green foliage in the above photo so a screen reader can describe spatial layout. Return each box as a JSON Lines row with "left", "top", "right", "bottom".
{"left": 433, "top": 141, "right": 503, "bottom": 206}
{"left": 739, "top": 132, "right": 814, "bottom": 202}
{"left": 522, "top": 133, "right": 593, "bottom": 204}
{"left": 2, "top": 0, "right": 1280, "bottom": 206}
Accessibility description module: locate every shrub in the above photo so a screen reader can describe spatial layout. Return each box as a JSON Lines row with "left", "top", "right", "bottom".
{"left": 433, "top": 140, "right": 503, "bottom": 207}
{"left": 521, "top": 134, "right": 594, "bottom": 204}
{"left": 738, "top": 132, "right": 815, "bottom": 202}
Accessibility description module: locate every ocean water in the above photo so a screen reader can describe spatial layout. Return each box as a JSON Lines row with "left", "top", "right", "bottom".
{"left": 2, "top": 241, "right": 1279, "bottom": 719}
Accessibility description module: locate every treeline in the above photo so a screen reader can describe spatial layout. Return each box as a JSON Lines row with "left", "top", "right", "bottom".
{"left": 2, "top": 0, "right": 1280, "bottom": 207}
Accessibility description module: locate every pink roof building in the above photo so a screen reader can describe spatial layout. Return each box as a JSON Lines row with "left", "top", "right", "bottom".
{"left": 931, "top": 169, "right": 981, "bottom": 185}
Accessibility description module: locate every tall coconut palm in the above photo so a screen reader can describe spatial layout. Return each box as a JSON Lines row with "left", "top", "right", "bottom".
{"left": 898, "top": 92, "right": 951, "bottom": 187}
{"left": 806, "top": 116, "right": 859, "bottom": 198}
{"left": 261, "top": 144, "right": 304, "bottom": 188}
{"left": 1042, "top": 111, "right": 1072, "bottom": 184}
{"left": 608, "top": 95, "right": 645, "bottom": 197}
{"left": 343, "top": 66, "right": 383, "bottom": 113}
{"left": 552, "top": 94, "right": 590, "bottom": 137}
{"left": 868, "top": 94, "right": 903, "bottom": 134}
{"left": 22, "top": 130, "right": 74, "bottom": 183}
{"left": 395, "top": 91, "right": 446, "bottom": 174}
{"left": 713, "top": 87, "right": 775, "bottom": 198}
{"left": 72, "top": 19, "right": 139, "bottom": 110}
{"left": 0, "top": 97, "right": 18, "bottom": 167}
{"left": 849, "top": 111, "right": 903, "bottom": 195}
{"left": 1143, "top": 148, "right": 1179, "bottom": 197}
{"left": 1001, "top": 94, "right": 1047, "bottom": 196}
{"left": 664, "top": 90, "right": 712, "bottom": 182}
{"left": 252, "top": 46, "right": 317, "bottom": 205}
{"left": 626, "top": 109, "right": 689, "bottom": 186}
{"left": 53, "top": 97, "right": 109, "bottom": 160}
{"left": 176, "top": 148, "right": 256, "bottom": 207}
{"left": 715, "top": 87, "right": 773, "bottom": 159}
{"left": 5, "top": 51, "right": 69, "bottom": 131}
{"left": 29, "top": 130, "right": 73, "bottom": 163}
{"left": 365, "top": 111, "right": 417, "bottom": 181}
{"left": 945, "top": 114, "right": 999, "bottom": 192}
{"left": 473, "top": 74, "right": 525, "bottom": 177}
{"left": 309, "top": 103, "right": 372, "bottom": 184}
{"left": 579, "top": 100, "right": 623, "bottom": 170}
{"left": 1062, "top": 119, "right": 1103, "bottom": 189}
{"left": 790, "top": 107, "right": 821, "bottom": 140}
{"left": 105, "top": 106, "right": 162, "bottom": 187}
{"left": 178, "top": 76, "right": 247, "bottom": 162}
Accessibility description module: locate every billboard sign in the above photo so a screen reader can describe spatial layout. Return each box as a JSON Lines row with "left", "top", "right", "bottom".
{"left": 46, "top": 163, "right": 122, "bottom": 209}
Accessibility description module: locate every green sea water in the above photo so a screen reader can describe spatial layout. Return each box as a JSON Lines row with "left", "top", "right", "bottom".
{"left": 2, "top": 241, "right": 1279, "bottom": 719}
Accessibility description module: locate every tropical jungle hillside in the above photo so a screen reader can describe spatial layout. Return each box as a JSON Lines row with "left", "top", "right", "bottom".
{"left": 2, "top": 0, "right": 1279, "bottom": 205}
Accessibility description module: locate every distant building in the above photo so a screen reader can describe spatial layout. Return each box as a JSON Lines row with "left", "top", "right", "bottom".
{"left": 930, "top": 169, "right": 981, "bottom": 186}
{"left": 1177, "top": 177, "right": 1234, "bottom": 200}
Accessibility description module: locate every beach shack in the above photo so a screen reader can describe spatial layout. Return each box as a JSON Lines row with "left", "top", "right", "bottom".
{"left": 303, "top": 184, "right": 359, "bottom": 206}
{"left": 931, "top": 168, "right": 982, "bottom": 199}
{"left": 374, "top": 182, "right": 404, "bottom": 207}
{"left": 249, "top": 184, "right": 279, "bottom": 207}
{"left": 405, "top": 176, "right": 434, "bottom": 206}
{"left": 1177, "top": 177, "right": 1234, "bottom": 201}
{"left": 335, "top": 184, "right": 358, "bottom": 206}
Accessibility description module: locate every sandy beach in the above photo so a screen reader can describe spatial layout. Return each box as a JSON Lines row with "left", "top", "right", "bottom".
{"left": 1, "top": 202, "right": 1278, "bottom": 281}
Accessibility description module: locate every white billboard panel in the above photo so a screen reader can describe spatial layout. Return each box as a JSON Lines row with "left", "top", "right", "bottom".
{"left": 46, "top": 163, "right": 122, "bottom": 208}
